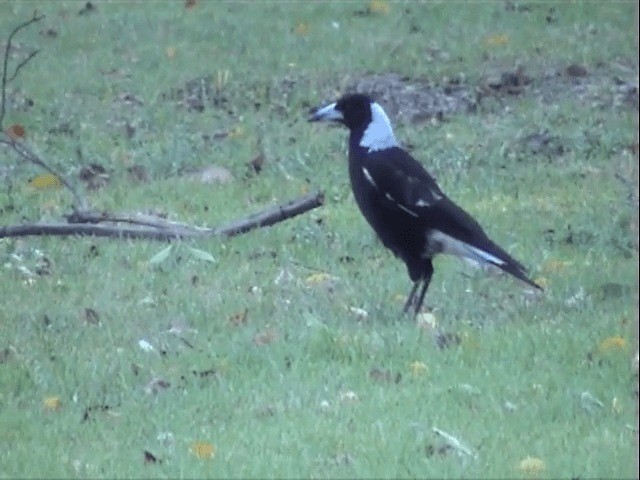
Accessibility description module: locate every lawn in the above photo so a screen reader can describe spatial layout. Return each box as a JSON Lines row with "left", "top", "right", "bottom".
{"left": 0, "top": 1, "right": 637, "bottom": 478}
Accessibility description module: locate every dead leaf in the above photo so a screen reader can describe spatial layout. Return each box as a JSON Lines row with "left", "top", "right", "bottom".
{"left": 246, "top": 153, "right": 265, "bottom": 176}
{"left": 565, "top": 63, "right": 588, "bottom": 78}
{"left": 485, "top": 34, "right": 509, "bottom": 47}
{"left": 78, "top": 2, "right": 96, "bottom": 15}
{"left": 127, "top": 164, "right": 149, "bottom": 183}
{"left": 78, "top": 163, "right": 109, "bottom": 190}
{"left": 253, "top": 328, "right": 278, "bottom": 346}
{"left": 43, "top": 396, "right": 62, "bottom": 411}
{"left": 368, "top": 0, "right": 390, "bottom": 14}
{"left": 144, "top": 377, "right": 171, "bottom": 395}
{"left": 369, "top": 367, "right": 401, "bottom": 384}
{"left": 190, "top": 441, "right": 215, "bottom": 459}
{"left": 81, "top": 403, "right": 113, "bottom": 423}
{"left": 229, "top": 308, "right": 248, "bottom": 326}
{"left": 6, "top": 123, "right": 25, "bottom": 139}
{"left": 144, "top": 450, "right": 161, "bottom": 464}
{"left": 114, "top": 92, "right": 144, "bottom": 106}
{"left": 39, "top": 28, "right": 58, "bottom": 38}
{"left": 185, "top": 0, "right": 197, "bottom": 8}
{"left": 84, "top": 307, "right": 100, "bottom": 325}
{"left": 27, "top": 173, "right": 62, "bottom": 190}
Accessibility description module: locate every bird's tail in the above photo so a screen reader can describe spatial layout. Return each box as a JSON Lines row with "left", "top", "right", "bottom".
{"left": 463, "top": 239, "right": 543, "bottom": 291}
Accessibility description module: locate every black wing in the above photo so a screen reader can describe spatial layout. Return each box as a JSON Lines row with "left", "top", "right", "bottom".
{"left": 364, "top": 147, "right": 541, "bottom": 289}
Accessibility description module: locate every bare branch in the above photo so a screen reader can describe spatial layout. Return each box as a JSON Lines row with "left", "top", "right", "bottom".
{"left": 0, "top": 191, "right": 325, "bottom": 241}
{"left": 0, "top": 135, "right": 88, "bottom": 210}
{"left": 8, "top": 49, "right": 40, "bottom": 82}
{"left": 0, "top": 11, "right": 45, "bottom": 127}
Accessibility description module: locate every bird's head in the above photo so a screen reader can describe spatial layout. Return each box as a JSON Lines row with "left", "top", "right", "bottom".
{"left": 308, "top": 93, "right": 398, "bottom": 152}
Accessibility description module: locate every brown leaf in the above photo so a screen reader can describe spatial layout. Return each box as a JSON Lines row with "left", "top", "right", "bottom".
{"left": 144, "top": 450, "right": 161, "bottom": 464}
{"left": 229, "top": 308, "right": 248, "bottom": 326}
{"left": 253, "top": 328, "right": 278, "bottom": 346}
{"left": 565, "top": 63, "right": 588, "bottom": 78}
{"left": 78, "top": 163, "right": 109, "bottom": 190}
{"left": 369, "top": 367, "right": 401, "bottom": 384}
{"left": 39, "top": 28, "right": 58, "bottom": 38}
{"left": 78, "top": 2, "right": 96, "bottom": 15}
{"left": 185, "top": 0, "right": 197, "bottom": 8}
{"left": 127, "top": 164, "right": 149, "bottom": 183}
{"left": 81, "top": 404, "right": 112, "bottom": 423}
{"left": 192, "top": 368, "right": 217, "bottom": 379}
{"left": 113, "top": 92, "right": 144, "bottom": 106}
{"left": 144, "top": 377, "right": 171, "bottom": 395}
{"left": 84, "top": 307, "right": 100, "bottom": 325}
{"left": 246, "top": 153, "right": 265, "bottom": 176}
{"left": 6, "top": 124, "right": 25, "bottom": 139}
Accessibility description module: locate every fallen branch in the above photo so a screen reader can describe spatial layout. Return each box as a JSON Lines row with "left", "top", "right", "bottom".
{"left": 0, "top": 191, "right": 324, "bottom": 241}
{"left": 0, "top": 14, "right": 323, "bottom": 244}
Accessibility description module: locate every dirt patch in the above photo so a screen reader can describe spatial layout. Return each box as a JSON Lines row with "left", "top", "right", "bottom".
{"left": 345, "top": 61, "right": 637, "bottom": 123}
{"left": 162, "top": 60, "right": 637, "bottom": 124}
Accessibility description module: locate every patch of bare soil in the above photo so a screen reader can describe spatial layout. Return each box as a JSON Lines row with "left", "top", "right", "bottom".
{"left": 162, "top": 60, "right": 637, "bottom": 126}
{"left": 346, "top": 61, "right": 637, "bottom": 123}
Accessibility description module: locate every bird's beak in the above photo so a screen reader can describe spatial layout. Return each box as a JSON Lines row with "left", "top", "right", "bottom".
{"left": 308, "top": 102, "right": 343, "bottom": 122}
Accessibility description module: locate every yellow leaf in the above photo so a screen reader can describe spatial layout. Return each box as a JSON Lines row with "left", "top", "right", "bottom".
{"left": 27, "top": 173, "right": 63, "bottom": 190}
{"left": 294, "top": 22, "right": 309, "bottom": 36}
{"left": 542, "top": 259, "right": 572, "bottom": 273}
{"left": 393, "top": 293, "right": 406, "bottom": 304}
{"left": 166, "top": 46, "right": 177, "bottom": 59}
{"left": 369, "top": 0, "right": 390, "bottom": 14}
{"left": 43, "top": 396, "right": 62, "bottom": 411}
{"left": 305, "top": 272, "right": 331, "bottom": 285}
{"left": 533, "top": 276, "right": 549, "bottom": 289}
{"left": 409, "top": 361, "right": 428, "bottom": 376}
{"left": 227, "top": 125, "right": 244, "bottom": 138}
{"left": 486, "top": 34, "right": 509, "bottom": 47}
{"left": 598, "top": 336, "right": 627, "bottom": 354}
{"left": 518, "top": 456, "right": 545, "bottom": 475}
{"left": 190, "top": 441, "right": 215, "bottom": 459}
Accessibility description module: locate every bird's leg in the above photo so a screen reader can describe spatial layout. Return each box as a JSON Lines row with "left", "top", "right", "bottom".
{"left": 402, "top": 282, "right": 420, "bottom": 315}
{"left": 413, "top": 261, "right": 434, "bottom": 319}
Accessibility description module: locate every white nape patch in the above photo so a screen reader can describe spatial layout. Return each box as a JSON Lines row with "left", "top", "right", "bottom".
{"left": 416, "top": 198, "right": 430, "bottom": 207}
{"left": 362, "top": 167, "right": 377, "bottom": 188}
{"left": 313, "top": 102, "right": 343, "bottom": 121}
{"left": 425, "top": 230, "right": 506, "bottom": 265}
{"left": 360, "top": 102, "right": 399, "bottom": 152}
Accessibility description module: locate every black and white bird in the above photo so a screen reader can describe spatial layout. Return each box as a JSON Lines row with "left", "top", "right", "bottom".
{"left": 309, "top": 93, "right": 541, "bottom": 318}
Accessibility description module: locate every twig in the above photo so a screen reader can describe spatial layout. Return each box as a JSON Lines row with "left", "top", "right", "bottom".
{"left": 0, "top": 191, "right": 325, "bottom": 241}
{"left": 0, "top": 11, "right": 44, "bottom": 127}
{"left": 0, "top": 12, "right": 86, "bottom": 213}
{"left": 8, "top": 49, "right": 40, "bottom": 82}
{"left": 0, "top": 136, "right": 87, "bottom": 210}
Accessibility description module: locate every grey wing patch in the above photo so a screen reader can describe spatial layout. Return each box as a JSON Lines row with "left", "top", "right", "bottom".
{"left": 425, "top": 230, "right": 506, "bottom": 266}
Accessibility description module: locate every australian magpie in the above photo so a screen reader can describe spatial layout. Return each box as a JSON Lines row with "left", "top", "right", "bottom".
{"left": 309, "top": 93, "right": 541, "bottom": 318}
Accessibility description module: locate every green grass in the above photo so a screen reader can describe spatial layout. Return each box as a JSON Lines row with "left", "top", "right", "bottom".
{"left": 0, "top": 1, "right": 637, "bottom": 478}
